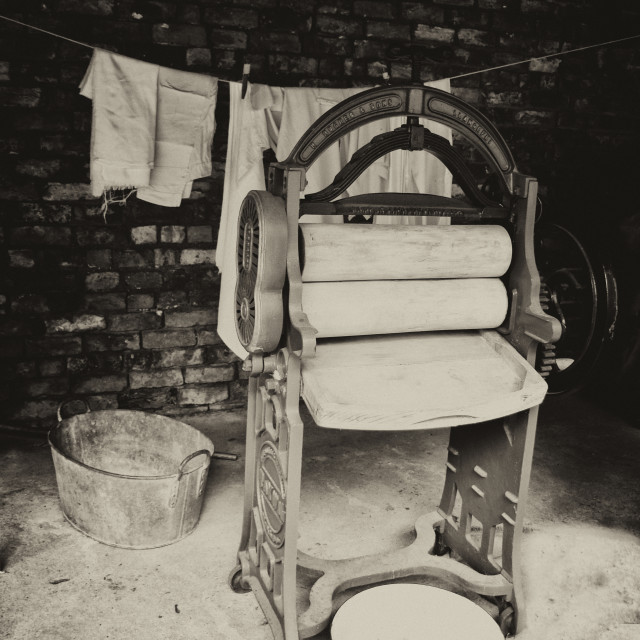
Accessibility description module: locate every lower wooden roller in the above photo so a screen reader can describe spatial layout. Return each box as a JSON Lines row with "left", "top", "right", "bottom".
{"left": 300, "top": 223, "right": 512, "bottom": 282}
{"left": 302, "top": 278, "right": 508, "bottom": 338}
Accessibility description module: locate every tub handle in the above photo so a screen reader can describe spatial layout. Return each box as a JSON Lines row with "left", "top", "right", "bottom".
{"left": 169, "top": 449, "right": 212, "bottom": 508}
{"left": 56, "top": 398, "right": 91, "bottom": 423}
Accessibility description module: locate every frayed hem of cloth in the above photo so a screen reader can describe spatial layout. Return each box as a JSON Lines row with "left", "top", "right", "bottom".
{"left": 99, "top": 188, "right": 138, "bottom": 221}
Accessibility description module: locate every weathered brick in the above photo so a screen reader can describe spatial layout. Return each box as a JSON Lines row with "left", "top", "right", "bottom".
{"left": 458, "top": 28, "right": 492, "bottom": 47}
{"left": 211, "top": 50, "right": 237, "bottom": 72}
{"left": 84, "top": 293, "right": 127, "bottom": 312}
{"left": 160, "top": 225, "right": 185, "bottom": 243}
{"left": 210, "top": 29, "right": 248, "bottom": 50}
{"left": 206, "top": 343, "right": 241, "bottom": 364}
{"left": 452, "top": 86, "right": 483, "bottom": 105}
{"left": 129, "top": 369, "right": 183, "bottom": 389}
{"left": 0, "top": 61, "right": 9, "bottom": 81}
{"left": 151, "top": 347, "right": 206, "bottom": 369}
{"left": 354, "top": 1, "right": 395, "bottom": 18}
{"left": 179, "top": 249, "right": 216, "bottom": 265}
{"left": 10, "top": 294, "right": 49, "bottom": 315}
{"left": 57, "top": 0, "right": 114, "bottom": 15}
{"left": 0, "top": 88, "right": 41, "bottom": 107}
{"left": 16, "top": 159, "right": 61, "bottom": 179}
{"left": 115, "top": 250, "right": 151, "bottom": 269}
{"left": 9, "top": 226, "right": 73, "bottom": 246}
{"left": 142, "top": 329, "right": 197, "bottom": 349}
{"left": 389, "top": 61, "right": 413, "bottom": 80}
{"left": 366, "top": 21, "right": 410, "bottom": 40}
{"left": 0, "top": 318, "right": 40, "bottom": 336}
{"left": 486, "top": 91, "right": 523, "bottom": 106}
{"left": 203, "top": 7, "right": 259, "bottom": 28}
{"left": 86, "top": 249, "right": 112, "bottom": 269}
{"left": 38, "top": 359, "right": 66, "bottom": 376}
{"left": 158, "top": 290, "right": 188, "bottom": 310}
{"left": 84, "top": 333, "right": 140, "bottom": 352}
{"left": 9, "top": 399, "right": 59, "bottom": 421}
{"left": 176, "top": 384, "right": 228, "bottom": 405}
{"left": 515, "top": 110, "right": 556, "bottom": 126}
{"left": 414, "top": 25, "right": 455, "bottom": 43}
{"left": 353, "top": 39, "right": 389, "bottom": 59}
{"left": 25, "top": 336, "right": 82, "bottom": 356}
{"left": 177, "top": 3, "right": 199, "bottom": 23}
{"left": 24, "top": 377, "right": 70, "bottom": 397}
{"left": 251, "top": 33, "right": 302, "bottom": 53}
{"left": 85, "top": 272, "right": 120, "bottom": 292}
{"left": 9, "top": 250, "right": 35, "bottom": 268}
{"left": 529, "top": 58, "right": 562, "bottom": 73}
{"left": 124, "top": 272, "right": 163, "bottom": 290}
{"left": 186, "top": 48, "right": 212, "bottom": 67}
{"left": 107, "top": 312, "right": 162, "bottom": 332}
{"left": 434, "top": 0, "right": 473, "bottom": 5}
{"left": 77, "top": 228, "right": 119, "bottom": 247}
{"left": 184, "top": 364, "right": 235, "bottom": 384}
{"left": 43, "top": 183, "right": 94, "bottom": 201}
{"left": 270, "top": 54, "right": 319, "bottom": 75}
{"left": 127, "top": 294, "right": 155, "bottom": 311}
{"left": 46, "top": 314, "right": 106, "bottom": 334}
{"left": 154, "top": 249, "right": 176, "bottom": 267}
{"left": 317, "top": 15, "right": 363, "bottom": 37}
{"left": 83, "top": 394, "right": 119, "bottom": 411}
{"left": 119, "top": 387, "right": 174, "bottom": 410}
{"left": 152, "top": 23, "right": 207, "bottom": 46}
{"left": 367, "top": 61, "right": 388, "bottom": 78}
{"left": 187, "top": 225, "right": 213, "bottom": 245}
{"left": 0, "top": 360, "right": 36, "bottom": 380}
{"left": 73, "top": 374, "right": 127, "bottom": 394}
{"left": 164, "top": 308, "right": 217, "bottom": 328}
{"left": 131, "top": 225, "right": 157, "bottom": 244}
{"left": 401, "top": 2, "right": 444, "bottom": 21}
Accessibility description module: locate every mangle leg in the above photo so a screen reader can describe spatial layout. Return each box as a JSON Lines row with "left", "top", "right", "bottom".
{"left": 232, "top": 354, "right": 304, "bottom": 640}
{"left": 437, "top": 409, "right": 539, "bottom": 636}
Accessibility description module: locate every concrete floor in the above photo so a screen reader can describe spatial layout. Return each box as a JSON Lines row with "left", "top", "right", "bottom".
{"left": 1, "top": 393, "right": 639, "bottom": 640}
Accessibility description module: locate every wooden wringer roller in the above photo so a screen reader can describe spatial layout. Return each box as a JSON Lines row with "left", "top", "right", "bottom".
{"left": 229, "top": 85, "right": 562, "bottom": 639}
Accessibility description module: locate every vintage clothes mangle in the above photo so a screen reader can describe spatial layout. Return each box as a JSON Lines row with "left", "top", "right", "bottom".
{"left": 227, "top": 84, "right": 562, "bottom": 639}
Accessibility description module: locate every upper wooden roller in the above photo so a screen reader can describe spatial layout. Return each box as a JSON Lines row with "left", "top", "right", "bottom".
{"left": 300, "top": 223, "right": 512, "bottom": 282}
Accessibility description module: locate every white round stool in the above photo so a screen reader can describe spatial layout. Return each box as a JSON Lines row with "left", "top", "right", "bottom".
{"left": 331, "top": 584, "right": 504, "bottom": 640}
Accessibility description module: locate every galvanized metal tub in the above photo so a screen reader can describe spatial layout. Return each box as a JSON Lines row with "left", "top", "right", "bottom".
{"left": 48, "top": 407, "right": 214, "bottom": 549}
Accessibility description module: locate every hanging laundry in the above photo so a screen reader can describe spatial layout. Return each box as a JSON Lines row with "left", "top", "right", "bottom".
{"left": 216, "top": 82, "right": 271, "bottom": 359}
{"left": 79, "top": 48, "right": 157, "bottom": 195}
{"left": 137, "top": 67, "right": 218, "bottom": 206}
{"left": 79, "top": 48, "right": 218, "bottom": 207}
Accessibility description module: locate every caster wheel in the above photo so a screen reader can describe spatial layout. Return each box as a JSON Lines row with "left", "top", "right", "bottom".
{"left": 432, "top": 529, "right": 450, "bottom": 557}
{"left": 499, "top": 606, "right": 515, "bottom": 638}
{"left": 228, "top": 565, "right": 251, "bottom": 594}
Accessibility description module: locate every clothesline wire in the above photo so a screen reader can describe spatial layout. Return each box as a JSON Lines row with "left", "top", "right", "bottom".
{"left": 448, "top": 33, "right": 640, "bottom": 79}
{"left": 1, "top": 13, "right": 639, "bottom": 84}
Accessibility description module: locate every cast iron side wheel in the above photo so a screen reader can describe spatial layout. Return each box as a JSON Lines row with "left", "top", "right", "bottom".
{"left": 535, "top": 223, "right": 618, "bottom": 394}
{"left": 499, "top": 606, "right": 515, "bottom": 637}
{"left": 228, "top": 565, "right": 251, "bottom": 594}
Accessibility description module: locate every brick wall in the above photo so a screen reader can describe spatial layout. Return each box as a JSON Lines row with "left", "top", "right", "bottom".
{"left": 1, "top": 0, "right": 639, "bottom": 430}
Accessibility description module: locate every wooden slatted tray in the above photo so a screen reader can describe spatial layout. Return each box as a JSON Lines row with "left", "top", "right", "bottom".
{"left": 301, "top": 329, "right": 547, "bottom": 431}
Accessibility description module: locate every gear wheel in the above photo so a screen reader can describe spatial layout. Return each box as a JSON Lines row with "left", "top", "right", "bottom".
{"left": 536, "top": 281, "right": 558, "bottom": 378}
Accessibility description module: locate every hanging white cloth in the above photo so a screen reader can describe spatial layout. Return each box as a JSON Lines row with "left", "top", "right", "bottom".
{"left": 215, "top": 82, "right": 271, "bottom": 359}
{"left": 136, "top": 67, "right": 218, "bottom": 206}
{"left": 79, "top": 48, "right": 157, "bottom": 195}
{"left": 80, "top": 48, "right": 218, "bottom": 207}
{"left": 374, "top": 78, "right": 453, "bottom": 225}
